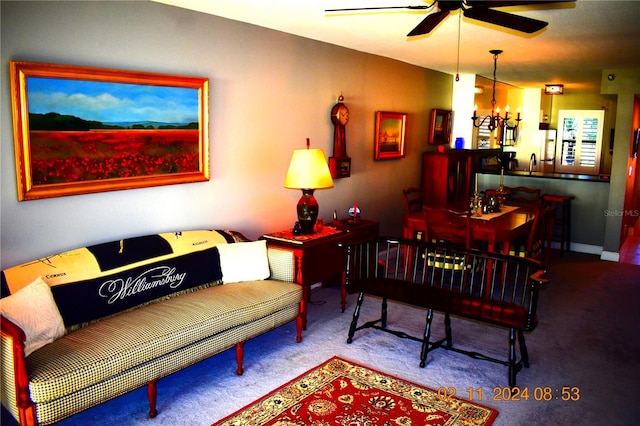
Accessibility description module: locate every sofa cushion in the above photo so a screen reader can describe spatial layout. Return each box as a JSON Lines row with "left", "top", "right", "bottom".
{"left": 24, "top": 279, "right": 302, "bottom": 403}
{"left": 1, "top": 230, "right": 236, "bottom": 329}
{"left": 0, "top": 276, "right": 65, "bottom": 356}
{"left": 217, "top": 240, "right": 270, "bottom": 283}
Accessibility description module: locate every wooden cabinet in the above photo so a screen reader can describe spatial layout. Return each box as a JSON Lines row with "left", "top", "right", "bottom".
{"left": 422, "top": 151, "right": 472, "bottom": 209}
{"left": 421, "top": 150, "right": 500, "bottom": 209}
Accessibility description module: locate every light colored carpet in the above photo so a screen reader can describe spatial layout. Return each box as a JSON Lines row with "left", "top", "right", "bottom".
{"left": 8, "top": 251, "right": 640, "bottom": 425}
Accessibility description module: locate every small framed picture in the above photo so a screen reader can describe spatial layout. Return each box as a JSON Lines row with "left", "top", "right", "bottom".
{"left": 429, "top": 109, "right": 453, "bottom": 145}
{"left": 374, "top": 111, "right": 407, "bottom": 160}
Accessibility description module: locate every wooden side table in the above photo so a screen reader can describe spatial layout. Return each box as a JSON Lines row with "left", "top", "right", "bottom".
{"left": 262, "top": 219, "right": 379, "bottom": 328}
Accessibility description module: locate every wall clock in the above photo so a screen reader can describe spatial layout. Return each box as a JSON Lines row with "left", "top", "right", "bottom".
{"left": 328, "top": 94, "right": 351, "bottom": 178}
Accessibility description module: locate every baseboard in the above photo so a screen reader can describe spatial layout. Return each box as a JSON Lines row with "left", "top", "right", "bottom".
{"left": 600, "top": 251, "right": 620, "bottom": 262}
{"left": 550, "top": 241, "right": 621, "bottom": 261}
{"left": 550, "top": 241, "right": 604, "bottom": 256}
{"left": 570, "top": 243, "right": 604, "bottom": 256}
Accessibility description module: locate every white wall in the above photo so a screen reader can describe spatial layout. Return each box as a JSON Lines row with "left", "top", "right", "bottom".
{"left": 0, "top": 1, "right": 452, "bottom": 268}
{"left": 600, "top": 68, "right": 640, "bottom": 254}
{"left": 451, "top": 73, "right": 475, "bottom": 148}
{"left": 508, "top": 88, "right": 543, "bottom": 171}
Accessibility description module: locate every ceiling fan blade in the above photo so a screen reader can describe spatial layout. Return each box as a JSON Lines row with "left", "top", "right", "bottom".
{"left": 463, "top": 7, "right": 548, "bottom": 33}
{"left": 407, "top": 10, "right": 450, "bottom": 36}
{"left": 325, "top": 5, "right": 429, "bottom": 12}
{"left": 465, "top": 0, "right": 575, "bottom": 7}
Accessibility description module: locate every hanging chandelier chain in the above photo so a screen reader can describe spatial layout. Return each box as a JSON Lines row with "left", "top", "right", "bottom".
{"left": 455, "top": 12, "right": 461, "bottom": 82}
{"left": 490, "top": 50, "right": 501, "bottom": 114}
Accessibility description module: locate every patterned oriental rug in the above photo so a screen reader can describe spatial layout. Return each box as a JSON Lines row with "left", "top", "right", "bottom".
{"left": 213, "top": 357, "right": 498, "bottom": 426}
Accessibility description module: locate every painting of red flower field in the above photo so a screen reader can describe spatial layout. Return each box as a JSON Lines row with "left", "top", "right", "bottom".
{"left": 30, "top": 129, "right": 200, "bottom": 185}
{"left": 10, "top": 61, "right": 209, "bottom": 201}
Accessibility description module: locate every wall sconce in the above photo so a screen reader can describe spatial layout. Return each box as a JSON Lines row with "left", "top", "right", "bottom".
{"left": 284, "top": 138, "right": 334, "bottom": 234}
{"left": 544, "top": 84, "right": 564, "bottom": 95}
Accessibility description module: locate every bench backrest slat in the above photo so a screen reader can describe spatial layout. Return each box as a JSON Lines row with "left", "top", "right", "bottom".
{"left": 345, "top": 237, "right": 547, "bottom": 331}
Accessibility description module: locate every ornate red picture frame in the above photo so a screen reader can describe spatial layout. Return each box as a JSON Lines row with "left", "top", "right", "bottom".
{"left": 374, "top": 111, "right": 407, "bottom": 160}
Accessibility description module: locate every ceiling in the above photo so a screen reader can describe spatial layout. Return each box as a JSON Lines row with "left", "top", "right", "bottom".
{"left": 154, "top": 0, "right": 640, "bottom": 92}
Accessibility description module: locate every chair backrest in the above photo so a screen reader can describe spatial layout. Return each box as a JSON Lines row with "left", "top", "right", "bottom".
{"left": 402, "top": 187, "right": 427, "bottom": 240}
{"left": 424, "top": 206, "right": 471, "bottom": 248}
{"left": 402, "top": 187, "right": 423, "bottom": 215}
{"left": 525, "top": 205, "right": 542, "bottom": 255}
{"left": 512, "top": 204, "right": 552, "bottom": 266}
{"left": 502, "top": 186, "right": 541, "bottom": 206}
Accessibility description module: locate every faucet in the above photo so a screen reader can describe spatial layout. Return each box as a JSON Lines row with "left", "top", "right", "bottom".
{"left": 529, "top": 153, "right": 537, "bottom": 175}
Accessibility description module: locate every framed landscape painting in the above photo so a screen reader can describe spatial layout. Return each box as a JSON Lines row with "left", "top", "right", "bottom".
{"left": 9, "top": 61, "right": 209, "bottom": 201}
{"left": 374, "top": 111, "right": 407, "bottom": 160}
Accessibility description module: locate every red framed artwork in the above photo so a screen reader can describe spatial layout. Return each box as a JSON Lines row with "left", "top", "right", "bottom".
{"left": 9, "top": 61, "right": 209, "bottom": 201}
{"left": 374, "top": 111, "right": 407, "bottom": 160}
{"left": 429, "top": 109, "right": 453, "bottom": 145}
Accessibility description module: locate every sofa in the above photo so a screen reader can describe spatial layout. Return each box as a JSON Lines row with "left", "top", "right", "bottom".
{"left": 0, "top": 229, "right": 304, "bottom": 425}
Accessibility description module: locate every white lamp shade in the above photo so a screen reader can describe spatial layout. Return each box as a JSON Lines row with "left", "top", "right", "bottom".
{"left": 284, "top": 148, "right": 334, "bottom": 189}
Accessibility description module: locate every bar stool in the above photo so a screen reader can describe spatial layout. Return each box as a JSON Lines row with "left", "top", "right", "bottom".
{"left": 542, "top": 194, "right": 574, "bottom": 255}
{"left": 402, "top": 187, "right": 428, "bottom": 240}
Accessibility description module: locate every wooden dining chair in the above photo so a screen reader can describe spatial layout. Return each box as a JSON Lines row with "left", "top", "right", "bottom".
{"left": 508, "top": 204, "right": 554, "bottom": 266}
{"left": 501, "top": 186, "right": 541, "bottom": 206}
{"left": 402, "top": 187, "right": 427, "bottom": 240}
{"left": 423, "top": 206, "right": 472, "bottom": 249}
{"left": 422, "top": 208, "right": 473, "bottom": 300}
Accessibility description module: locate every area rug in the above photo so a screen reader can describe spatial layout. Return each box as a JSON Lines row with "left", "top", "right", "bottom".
{"left": 213, "top": 356, "right": 498, "bottom": 426}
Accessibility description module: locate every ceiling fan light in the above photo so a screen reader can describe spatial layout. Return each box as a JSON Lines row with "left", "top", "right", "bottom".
{"left": 544, "top": 84, "right": 564, "bottom": 95}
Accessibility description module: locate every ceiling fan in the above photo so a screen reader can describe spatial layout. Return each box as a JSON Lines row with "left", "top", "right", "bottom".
{"left": 326, "top": 0, "right": 576, "bottom": 36}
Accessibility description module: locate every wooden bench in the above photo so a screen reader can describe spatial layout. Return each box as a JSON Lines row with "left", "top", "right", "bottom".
{"left": 343, "top": 237, "right": 549, "bottom": 387}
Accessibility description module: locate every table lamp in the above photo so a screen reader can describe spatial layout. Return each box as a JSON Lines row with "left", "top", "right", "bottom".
{"left": 284, "top": 138, "right": 334, "bottom": 234}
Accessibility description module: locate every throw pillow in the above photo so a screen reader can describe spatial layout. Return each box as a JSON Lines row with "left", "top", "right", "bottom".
{"left": 217, "top": 240, "right": 270, "bottom": 283}
{"left": 0, "top": 276, "right": 65, "bottom": 356}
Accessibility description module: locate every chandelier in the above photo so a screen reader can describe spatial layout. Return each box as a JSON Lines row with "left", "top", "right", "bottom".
{"left": 471, "top": 50, "right": 522, "bottom": 144}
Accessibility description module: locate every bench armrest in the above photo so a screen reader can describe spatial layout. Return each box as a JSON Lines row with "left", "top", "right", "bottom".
{"left": 529, "top": 269, "right": 550, "bottom": 286}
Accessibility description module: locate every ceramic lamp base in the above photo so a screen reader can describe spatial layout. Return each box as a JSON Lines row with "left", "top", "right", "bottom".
{"left": 296, "top": 189, "right": 319, "bottom": 234}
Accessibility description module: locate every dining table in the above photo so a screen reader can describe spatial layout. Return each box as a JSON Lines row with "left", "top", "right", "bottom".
{"left": 468, "top": 203, "right": 540, "bottom": 255}
{"left": 468, "top": 202, "right": 552, "bottom": 298}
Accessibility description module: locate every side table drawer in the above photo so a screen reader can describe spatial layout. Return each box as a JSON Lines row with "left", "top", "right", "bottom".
{"left": 334, "top": 219, "right": 380, "bottom": 244}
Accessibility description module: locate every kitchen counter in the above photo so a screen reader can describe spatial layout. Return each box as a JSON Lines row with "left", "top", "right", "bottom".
{"left": 480, "top": 169, "right": 610, "bottom": 182}
{"left": 476, "top": 170, "right": 611, "bottom": 250}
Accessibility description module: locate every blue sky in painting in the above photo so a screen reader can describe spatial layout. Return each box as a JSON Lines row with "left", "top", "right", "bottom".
{"left": 26, "top": 77, "right": 199, "bottom": 124}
